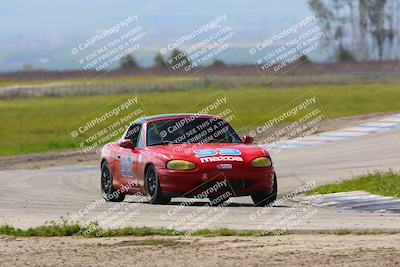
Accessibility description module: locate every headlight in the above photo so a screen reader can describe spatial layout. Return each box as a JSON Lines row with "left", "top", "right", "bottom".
{"left": 166, "top": 160, "right": 196, "bottom": 170}
{"left": 251, "top": 157, "right": 272, "bottom": 168}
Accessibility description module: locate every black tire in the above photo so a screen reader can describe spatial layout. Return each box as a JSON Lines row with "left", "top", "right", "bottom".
{"left": 101, "top": 161, "right": 125, "bottom": 202}
{"left": 145, "top": 165, "right": 171, "bottom": 205}
{"left": 251, "top": 173, "right": 278, "bottom": 207}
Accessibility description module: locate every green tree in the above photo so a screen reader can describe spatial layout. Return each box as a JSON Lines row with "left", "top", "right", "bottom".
{"left": 167, "top": 49, "right": 191, "bottom": 71}
{"left": 336, "top": 47, "right": 357, "bottom": 62}
{"left": 211, "top": 59, "right": 226, "bottom": 67}
{"left": 308, "top": 0, "right": 399, "bottom": 60}
{"left": 298, "top": 54, "right": 311, "bottom": 63}
{"left": 119, "top": 54, "right": 139, "bottom": 69}
{"left": 153, "top": 52, "right": 167, "bottom": 69}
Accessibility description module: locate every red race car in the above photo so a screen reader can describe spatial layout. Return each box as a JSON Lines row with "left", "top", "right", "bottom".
{"left": 100, "top": 114, "right": 277, "bottom": 206}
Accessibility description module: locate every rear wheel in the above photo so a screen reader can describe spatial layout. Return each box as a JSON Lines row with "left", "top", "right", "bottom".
{"left": 145, "top": 165, "right": 171, "bottom": 205}
{"left": 101, "top": 161, "right": 125, "bottom": 202}
{"left": 251, "top": 173, "right": 277, "bottom": 207}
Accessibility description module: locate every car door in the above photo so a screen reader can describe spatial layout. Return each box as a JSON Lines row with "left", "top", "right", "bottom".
{"left": 117, "top": 123, "right": 142, "bottom": 188}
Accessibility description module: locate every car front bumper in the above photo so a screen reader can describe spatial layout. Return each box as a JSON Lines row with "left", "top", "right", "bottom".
{"left": 157, "top": 166, "right": 275, "bottom": 198}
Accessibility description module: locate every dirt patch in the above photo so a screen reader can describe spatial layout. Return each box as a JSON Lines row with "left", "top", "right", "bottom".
{"left": 0, "top": 112, "right": 397, "bottom": 171}
{"left": 0, "top": 149, "right": 99, "bottom": 171}
{"left": 0, "top": 234, "right": 399, "bottom": 266}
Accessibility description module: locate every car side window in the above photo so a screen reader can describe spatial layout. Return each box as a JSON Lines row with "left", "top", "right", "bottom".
{"left": 125, "top": 124, "right": 142, "bottom": 148}
{"left": 136, "top": 125, "right": 145, "bottom": 148}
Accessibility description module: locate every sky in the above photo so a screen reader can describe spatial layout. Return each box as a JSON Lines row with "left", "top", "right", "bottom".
{"left": 0, "top": 0, "right": 314, "bottom": 71}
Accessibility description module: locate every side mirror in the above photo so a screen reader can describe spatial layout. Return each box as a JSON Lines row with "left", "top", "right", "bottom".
{"left": 118, "top": 139, "right": 133, "bottom": 149}
{"left": 242, "top": 135, "right": 254, "bottom": 144}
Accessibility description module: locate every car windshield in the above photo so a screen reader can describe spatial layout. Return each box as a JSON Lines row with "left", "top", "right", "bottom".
{"left": 146, "top": 117, "right": 242, "bottom": 146}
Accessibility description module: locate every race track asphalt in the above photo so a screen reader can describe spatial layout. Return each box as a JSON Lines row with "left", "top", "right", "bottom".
{"left": 1, "top": 127, "right": 400, "bottom": 232}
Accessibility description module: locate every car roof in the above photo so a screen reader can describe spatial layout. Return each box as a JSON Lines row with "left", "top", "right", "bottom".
{"left": 133, "top": 113, "right": 218, "bottom": 124}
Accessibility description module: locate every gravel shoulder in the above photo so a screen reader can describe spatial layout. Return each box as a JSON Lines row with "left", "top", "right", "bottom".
{"left": 1, "top": 234, "right": 399, "bottom": 267}
{"left": 0, "top": 112, "right": 396, "bottom": 171}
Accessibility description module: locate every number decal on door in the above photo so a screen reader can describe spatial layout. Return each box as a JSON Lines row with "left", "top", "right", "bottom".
{"left": 120, "top": 156, "right": 133, "bottom": 177}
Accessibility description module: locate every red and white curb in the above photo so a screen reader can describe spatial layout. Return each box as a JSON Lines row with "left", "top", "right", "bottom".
{"left": 265, "top": 114, "right": 400, "bottom": 152}
{"left": 294, "top": 191, "right": 400, "bottom": 214}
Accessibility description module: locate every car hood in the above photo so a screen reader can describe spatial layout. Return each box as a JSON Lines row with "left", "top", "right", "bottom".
{"left": 147, "top": 143, "right": 269, "bottom": 164}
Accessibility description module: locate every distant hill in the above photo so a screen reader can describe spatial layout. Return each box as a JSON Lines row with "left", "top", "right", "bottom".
{"left": 0, "top": 0, "right": 311, "bottom": 71}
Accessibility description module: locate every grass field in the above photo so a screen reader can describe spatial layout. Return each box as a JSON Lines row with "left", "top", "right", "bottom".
{"left": 0, "top": 223, "right": 268, "bottom": 237}
{"left": 1, "top": 222, "right": 394, "bottom": 237}
{"left": 1, "top": 82, "right": 400, "bottom": 156}
{"left": 307, "top": 171, "right": 400, "bottom": 198}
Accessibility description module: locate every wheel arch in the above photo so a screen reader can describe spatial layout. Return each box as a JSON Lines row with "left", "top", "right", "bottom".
{"left": 100, "top": 158, "right": 107, "bottom": 168}
{"left": 144, "top": 162, "right": 155, "bottom": 177}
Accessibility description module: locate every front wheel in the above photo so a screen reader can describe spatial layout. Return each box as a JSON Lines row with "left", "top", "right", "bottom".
{"left": 145, "top": 165, "right": 171, "bottom": 205}
{"left": 101, "top": 161, "right": 125, "bottom": 202}
{"left": 251, "top": 173, "right": 277, "bottom": 207}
